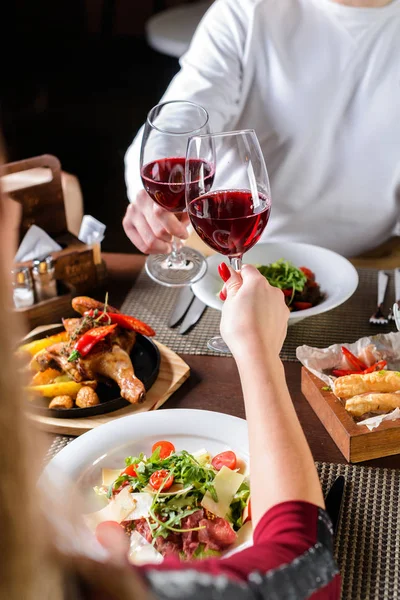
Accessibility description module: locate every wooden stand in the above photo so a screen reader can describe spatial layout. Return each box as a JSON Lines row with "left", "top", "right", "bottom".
{"left": 301, "top": 367, "right": 400, "bottom": 463}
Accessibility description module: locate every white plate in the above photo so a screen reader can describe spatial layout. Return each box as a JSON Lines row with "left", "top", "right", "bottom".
{"left": 44, "top": 409, "right": 250, "bottom": 553}
{"left": 192, "top": 242, "right": 359, "bottom": 325}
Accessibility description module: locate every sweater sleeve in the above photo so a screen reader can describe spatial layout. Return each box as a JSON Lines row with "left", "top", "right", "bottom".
{"left": 141, "top": 500, "right": 341, "bottom": 600}
{"left": 124, "top": 0, "right": 249, "bottom": 204}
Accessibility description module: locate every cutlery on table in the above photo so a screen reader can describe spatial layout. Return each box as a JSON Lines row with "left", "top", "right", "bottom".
{"left": 325, "top": 475, "right": 345, "bottom": 535}
{"left": 179, "top": 297, "right": 207, "bottom": 334}
{"left": 168, "top": 287, "right": 195, "bottom": 328}
{"left": 388, "top": 269, "right": 400, "bottom": 321}
{"left": 369, "top": 270, "right": 389, "bottom": 325}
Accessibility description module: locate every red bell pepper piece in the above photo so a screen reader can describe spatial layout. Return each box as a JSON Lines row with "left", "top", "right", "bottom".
{"left": 282, "top": 288, "right": 293, "bottom": 297}
{"left": 68, "top": 323, "right": 118, "bottom": 362}
{"left": 293, "top": 301, "right": 313, "bottom": 310}
{"left": 362, "top": 360, "right": 387, "bottom": 374}
{"left": 341, "top": 346, "right": 367, "bottom": 371}
{"left": 332, "top": 369, "right": 361, "bottom": 377}
{"left": 85, "top": 310, "right": 155, "bottom": 337}
{"left": 299, "top": 266, "right": 315, "bottom": 281}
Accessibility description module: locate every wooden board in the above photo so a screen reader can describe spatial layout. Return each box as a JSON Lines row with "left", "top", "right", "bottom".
{"left": 301, "top": 367, "right": 400, "bottom": 463}
{"left": 26, "top": 325, "right": 190, "bottom": 435}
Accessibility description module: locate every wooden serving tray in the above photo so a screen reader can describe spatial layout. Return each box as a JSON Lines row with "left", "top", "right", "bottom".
{"left": 301, "top": 367, "right": 400, "bottom": 463}
{"left": 26, "top": 326, "right": 190, "bottom": 436}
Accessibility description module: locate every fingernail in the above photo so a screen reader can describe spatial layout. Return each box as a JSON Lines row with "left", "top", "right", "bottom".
{"left": 219, "top": 289, "right": 227, "bottom": 301}
{"left": 218, "top": 263, "right": 231, "bottom": 282}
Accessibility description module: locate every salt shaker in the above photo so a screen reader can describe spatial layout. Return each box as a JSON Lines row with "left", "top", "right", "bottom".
{"left": 12, "top": 266, "right": 35, "bottom": 308}
{"left": 32, "top": 255, "right": 58, "bottom": 302}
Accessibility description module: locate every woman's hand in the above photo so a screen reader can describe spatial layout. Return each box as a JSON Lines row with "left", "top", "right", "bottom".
{"left": 122, "top": 190, "right": 189, "bottom": 254}
{"left": 219, "top": 263, "right": 290, "bottom": 362}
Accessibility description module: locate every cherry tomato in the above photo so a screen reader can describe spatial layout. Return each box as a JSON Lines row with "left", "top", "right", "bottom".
{"left": 293, "top": 301, "right": 313, "bottom": 311}
{"left": 122, "top": 464, "right": 137, "bottom": 477}
{"left": 95, "top": 521, "right": 124, "bottom": 546}
{"left": 282, "top": 288, "right": 293, "bottom": 297}
{"left": 299, "top": 266, "right": 315, "bottom": 281}
{"left": 152, "top": 440, "right": 175, "bottom": 459}
{"left": 211, "top": 451, "right": 237, "bottom": 471}
{"left": 149, "top": 469, "right": 174, "bottom": 490}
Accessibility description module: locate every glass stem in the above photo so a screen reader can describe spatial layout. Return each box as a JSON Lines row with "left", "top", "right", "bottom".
{"left": 168, "top": 236, "right": 186, "bottom": 267}
{"left": 229, "top": 256, "right": 242, "bottom": 271}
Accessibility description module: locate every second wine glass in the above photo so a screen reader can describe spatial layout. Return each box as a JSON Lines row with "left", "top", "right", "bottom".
{"left": 140, "top": 100, "right": 213, "bottom": 287}
{"left": 186, "top": 130, "right": 272, "bottom": 352}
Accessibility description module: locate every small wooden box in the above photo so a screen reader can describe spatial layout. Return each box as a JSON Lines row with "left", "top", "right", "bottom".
{"left": 15, "top": 280, "right": 76, "bottom": 330}
{"left": 1, "top": 154, "right": 103, "bottom": 293}
{"left": 301, "top": 367, "right": 400, "bottom": 463}
{"left": 1, "top": 154, "right": 106, "bottom": 329}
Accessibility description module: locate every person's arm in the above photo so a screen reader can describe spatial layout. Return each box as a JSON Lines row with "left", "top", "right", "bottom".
{"left": 123, "top": 0, "right": 249, "bottom": 253}
{"left": 139, "top": 265, "right": 339, "bottom": 598}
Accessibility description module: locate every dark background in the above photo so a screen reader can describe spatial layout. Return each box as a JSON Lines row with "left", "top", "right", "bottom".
{"left": 1, "top": 1, "right": 186, "bottom": 253}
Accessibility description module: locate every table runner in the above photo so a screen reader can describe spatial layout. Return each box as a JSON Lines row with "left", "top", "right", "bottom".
{"left": 121, "top": 268, "right": 397, "bottom": 361}
{"left": 46, "top": 436, "right": 400, "bottom": 600}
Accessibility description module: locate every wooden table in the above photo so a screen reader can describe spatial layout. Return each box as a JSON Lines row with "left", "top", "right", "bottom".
{"left": 47, "top": 252, "right": 400, "bottom": 470}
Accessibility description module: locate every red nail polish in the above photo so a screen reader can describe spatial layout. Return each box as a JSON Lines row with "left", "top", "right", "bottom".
{"left": 218, "top": 263, "right": 231, "bottom": 282}
{"left": 219, "top": 289, "right": 227, "bottom": 301}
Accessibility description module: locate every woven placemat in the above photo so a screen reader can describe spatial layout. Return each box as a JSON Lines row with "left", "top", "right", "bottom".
{"left": 120, "top": 268, "right": 397, "bottom": 360}
{"left": 45, "top": 436, "right": 400, "bottom": 600}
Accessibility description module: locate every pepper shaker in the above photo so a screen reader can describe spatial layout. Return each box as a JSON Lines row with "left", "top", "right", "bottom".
{"left": 11, "top": 266, "right": 35, "bottom": 308}
{"left": 32, "top": 255, "right": 58, "bottom": 302}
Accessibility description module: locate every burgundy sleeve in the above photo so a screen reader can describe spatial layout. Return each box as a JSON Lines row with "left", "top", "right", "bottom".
{"left": 141, "top": 501, "right": 341, "bottom": 600}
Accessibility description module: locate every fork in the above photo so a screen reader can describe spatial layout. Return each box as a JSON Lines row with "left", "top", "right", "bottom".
{"left": 369, "top": 270, "right": 389, "bottom": 325}
{"left": 388, "top": 268, "right": 400, "bottom": 321}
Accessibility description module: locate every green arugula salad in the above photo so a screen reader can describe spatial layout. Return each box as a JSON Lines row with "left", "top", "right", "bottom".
{"left": 85, "top": 440, "right": 252, "bottom": 563}
{"left": 257, "top": 259, "right": 323, "bottom": 311}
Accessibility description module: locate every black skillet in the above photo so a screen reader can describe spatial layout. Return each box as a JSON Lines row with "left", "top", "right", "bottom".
{"left": 24, "top": 324, "right": 160, "bottom": 418}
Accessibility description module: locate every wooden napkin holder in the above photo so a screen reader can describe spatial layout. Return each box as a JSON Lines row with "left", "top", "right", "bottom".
{"left": 1, "top": 154, "right": 106, "bottom": 328}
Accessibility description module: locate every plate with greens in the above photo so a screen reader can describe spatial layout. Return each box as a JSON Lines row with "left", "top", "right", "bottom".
{"left": 192, "top": 241, "right": 359, "bottom": 325}
{"left": 44, "top": 409, "right": 251, "bottom": 563}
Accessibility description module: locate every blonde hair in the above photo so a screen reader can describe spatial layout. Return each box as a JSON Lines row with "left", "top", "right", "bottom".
{"left": 0, "top": 169, "right": 149, "bottom": 600}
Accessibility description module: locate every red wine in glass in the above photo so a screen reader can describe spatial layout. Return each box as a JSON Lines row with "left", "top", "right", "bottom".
{"left": 141, "top": 157, "right": 214, "bottom": 213}
{"left": 185, "top": 129, "right": 272, "bottom": 352}
{"left": 188, "top": 189, "right": 271, "bottom": 256}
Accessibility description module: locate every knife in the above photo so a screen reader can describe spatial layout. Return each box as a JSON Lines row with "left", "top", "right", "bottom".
{"left": 179, "top": 297, "right": 207, "bottom": 334}
{"left": 168, "top": 287, "right": 196, "bottom": 328}
{"left": 325, "top": 475, "right": 345, "bottom": 535}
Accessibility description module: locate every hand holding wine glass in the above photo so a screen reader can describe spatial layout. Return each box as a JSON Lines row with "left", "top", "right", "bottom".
{"left": 139, "top": 100, "right": 214, "bottom": 287}
{"left": 186, "top": 129, "right": 272, "bottom": 352}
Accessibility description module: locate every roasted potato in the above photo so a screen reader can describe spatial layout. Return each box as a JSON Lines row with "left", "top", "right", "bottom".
{"left": 76, "top": 386, "right": 100, "bottom": 408}
{"left": 26, "top": 380, "right": 97, "bottom": 399}
{"left": 32, "top": 368, "right": 62, "bottom": 386}
{"left": 17, "top": 331, "right": 69, "bottom": 358}
{"left": 49, "top": 395, "right": 74, "bottom": 409}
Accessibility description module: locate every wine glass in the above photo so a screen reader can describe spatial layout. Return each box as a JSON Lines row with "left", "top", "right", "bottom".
{"left": 186, "top": 130, "right": 272, "bottom": 353}
{"left": 140, "top": 100, "right": 213, "bottom": 287}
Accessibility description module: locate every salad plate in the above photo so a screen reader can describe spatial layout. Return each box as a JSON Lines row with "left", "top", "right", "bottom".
{"left": 44, "top": 409, "right": 251, "bottom": 559}
{"left": 192, "top": 241, "right": 359, "bottom": 325}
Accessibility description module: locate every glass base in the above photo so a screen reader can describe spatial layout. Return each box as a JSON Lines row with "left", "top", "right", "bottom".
{"left": 145, "top": 247, "right": 207, "bottom": 287}
{"left": 207, "top": 336, "right": 231, "bottom": 354}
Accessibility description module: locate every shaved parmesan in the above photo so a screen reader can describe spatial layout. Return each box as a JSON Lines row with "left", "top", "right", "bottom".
{"left": 102, "top": 468, "right": 122, "bottom": 486}
{"left": 192, "top": 448, "right": 212, "bottom": 466}
{"left": 201, "top": 466, "right": 244, "bottom": 519}
{"left": 125, "top": 493, "right": 153, "bottom": 521}
{"left": 84, "top": 486, "right": 135, "bottom": 530}
{"left": 129, "top": 531, "right": 163, "bottom": 565}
